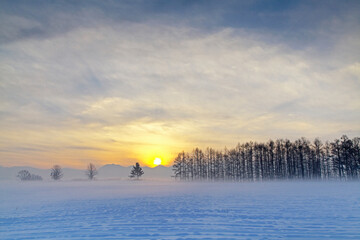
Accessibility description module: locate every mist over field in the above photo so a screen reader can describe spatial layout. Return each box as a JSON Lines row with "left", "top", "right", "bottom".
{"left": 1, "top": 180, "right": 359, "bottom": 239}
{"left": 1, "top": 0, "right": 360, "bottom": 239}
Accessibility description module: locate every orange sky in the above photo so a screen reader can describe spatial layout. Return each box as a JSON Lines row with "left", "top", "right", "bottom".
{"left": 1, "top": 1, "right": 359, "bottom": 169}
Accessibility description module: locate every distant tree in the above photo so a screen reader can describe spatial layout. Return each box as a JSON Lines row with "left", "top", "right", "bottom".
{"left": 172, "top": 151, "right": 186, "bottom": 180}
{"left": 172, "top": 135, "right": 359, "bottom": 182}
{"left": 86, "top": 163, "right": 98, "bottom": 180}
{"left": 50, "top": 165, "right": 63, "bottom": 180}
{"left": 17, "top": 170, "right": 31, "bottom": 181}
{"left": 129, "top": 162, "right": 144, "bottom": 179}
{"left": 17, "top": 170, "right": 42, "bottom": 181}
{"left": 30, "top": 174, "right": 43, "bottom": 181}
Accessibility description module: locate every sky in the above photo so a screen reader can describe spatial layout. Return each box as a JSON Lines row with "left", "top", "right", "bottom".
{"left": 0, "top": 0, "right": 359, "bottom": 169}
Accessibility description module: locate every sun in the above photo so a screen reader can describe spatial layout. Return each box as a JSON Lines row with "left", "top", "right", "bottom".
{"left": 153, "top": 157, "right": 162, "bottom": 166}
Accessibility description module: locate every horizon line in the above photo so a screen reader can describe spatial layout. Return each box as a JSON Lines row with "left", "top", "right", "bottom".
{"left": 0, "top": 164, "right": 170, "bottom": 170}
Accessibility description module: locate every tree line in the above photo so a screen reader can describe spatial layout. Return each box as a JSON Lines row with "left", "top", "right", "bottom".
{"left": 172, "top": 135, "right": 360, "bottom": 181}
{"left": 17, "top": 162, "right": 144, "bottom": 181}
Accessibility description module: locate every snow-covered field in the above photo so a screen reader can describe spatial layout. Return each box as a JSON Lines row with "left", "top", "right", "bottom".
{"left": 0, "top": 180, "right": 359, "bottom": 239}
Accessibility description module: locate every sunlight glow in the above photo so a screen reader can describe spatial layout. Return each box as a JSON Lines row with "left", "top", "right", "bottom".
{"left": 154, "top": 158, "right": 162, "bottom": 166}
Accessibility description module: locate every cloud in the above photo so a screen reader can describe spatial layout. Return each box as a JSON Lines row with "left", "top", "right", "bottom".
{"left": 0, "top": 1, "right": 359, "bottom": 167}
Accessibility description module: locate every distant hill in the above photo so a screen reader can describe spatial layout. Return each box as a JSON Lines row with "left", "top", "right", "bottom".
{"left": 98, "top": 164, "right": 173, "bottom": 180}
{"left": 0, "top": 164, "right": 172, "bottom": 181}
{"left": 98, "top": 164, "right": 132, "bottom": 179}
{"left": 142, "top": 165, "right": 173, "bottom": 179}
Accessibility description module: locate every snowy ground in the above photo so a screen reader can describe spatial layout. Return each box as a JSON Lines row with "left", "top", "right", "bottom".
{"left": 0, "top": 180, "right": 359, "bottom": 239}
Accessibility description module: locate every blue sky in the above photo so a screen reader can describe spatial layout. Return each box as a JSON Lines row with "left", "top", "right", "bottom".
{"left": 0, "top": 0, "right": 359, "bottom": 168}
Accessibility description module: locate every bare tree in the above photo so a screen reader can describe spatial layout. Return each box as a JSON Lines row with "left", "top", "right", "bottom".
{"left": 172, "top": 135, "right": 360, "bottom": 182}
{"left": 129, "top": 162, "right": 144, "bottom": 179}
{"left": 30, "top": 174, "right": 43, "bottom": 181}
{"left": 17, "top": 170, "right": 42, "bottom": 181}
{"left": 17, "top": 170, "right": 31, "bottom": 181}
{"left": 50, "top": 165, "right": 63, "bottom": 180}
{"left": 86, "top": 163, "right": 98, "bottom": 180}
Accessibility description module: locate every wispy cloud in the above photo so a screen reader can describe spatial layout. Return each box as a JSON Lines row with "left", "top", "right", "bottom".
{"left": 0, "top": 0, "right": 359, "bottom": 168}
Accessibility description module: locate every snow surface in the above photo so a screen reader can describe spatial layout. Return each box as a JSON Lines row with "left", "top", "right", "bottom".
{"left": 0, "top": 180, "right": 359, "bottom": 239}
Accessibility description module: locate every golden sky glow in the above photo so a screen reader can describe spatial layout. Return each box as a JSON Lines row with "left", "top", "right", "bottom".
{"left": 0, "top": 1, "right": 360, "bottom": 169}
